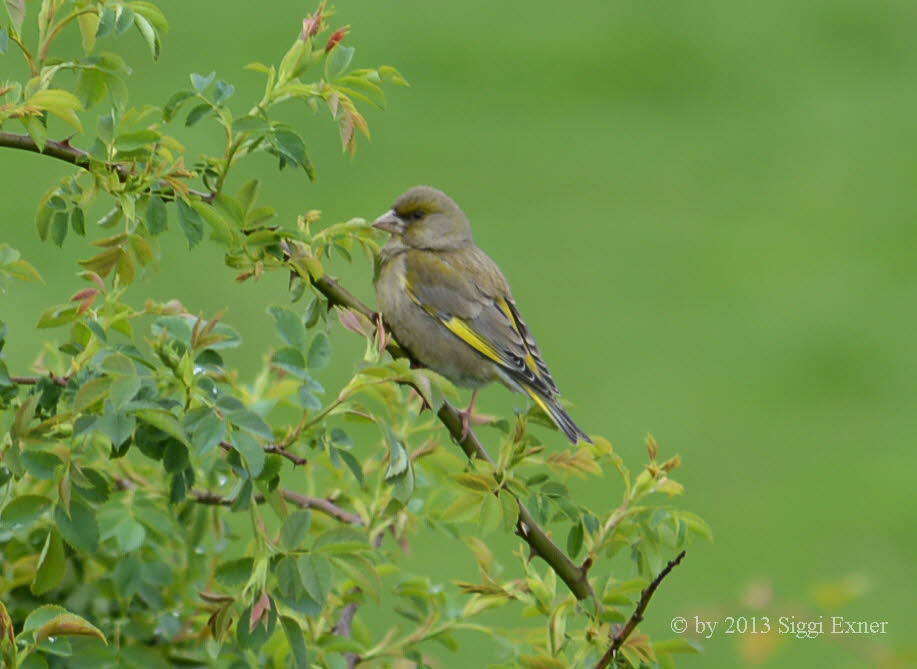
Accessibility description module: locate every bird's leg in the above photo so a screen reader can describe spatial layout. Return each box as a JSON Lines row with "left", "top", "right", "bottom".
{"left": 457, "top": 389, "right": 480, "bottom": 440}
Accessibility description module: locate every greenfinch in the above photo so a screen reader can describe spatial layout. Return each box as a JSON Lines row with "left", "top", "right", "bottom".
{"left": 372, "top": 185, "right": 590, "bottom": 444}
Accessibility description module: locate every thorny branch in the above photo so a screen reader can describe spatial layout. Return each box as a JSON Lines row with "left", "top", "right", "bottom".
{"left": 310, "top": 274, "right": 595, "bottom": 602}
{"left": 0, "top": 131, "right": 214, "bottom": 202}
{"left": 594, "top": 550, "right": 687, "bottom": 669}
{"left": 191, "top": 488, "right": 364, "bottom": 526}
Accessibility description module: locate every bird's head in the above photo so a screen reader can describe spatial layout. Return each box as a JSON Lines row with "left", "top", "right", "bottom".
{"left": 373, "top": 186, "right": 473, "bottom": 250}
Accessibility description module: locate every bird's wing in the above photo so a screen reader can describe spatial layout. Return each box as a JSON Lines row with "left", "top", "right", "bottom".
{"left": 403, "top": 249, "right": 559, "bottom": 398}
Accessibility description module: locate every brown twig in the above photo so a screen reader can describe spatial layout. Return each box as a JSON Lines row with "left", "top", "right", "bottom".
{"left": 191, "top": 488, "right": 364, "bottom": 526}
{"left": 594, "top": 550, "right": 686, "bottom": 669}
{"left": 310, "top": 273, "right": 594, "bottom": 601}
{"left": 219, "top": 439, "right": 308, "bottom": 468}
{"left": 0, "top": 131, "right": 214, "bottom": 202}
{"left": 9, "top": 374, "right": 69, "bottom": 388}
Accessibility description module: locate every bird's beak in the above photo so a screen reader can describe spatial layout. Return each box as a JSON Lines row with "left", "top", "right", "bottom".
{"left": 372, "top": 210, "right": 405, "bottom": 234}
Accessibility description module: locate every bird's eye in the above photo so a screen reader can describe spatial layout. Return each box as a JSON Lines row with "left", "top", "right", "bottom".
{"left": 406, "top": 210, "right": 424, "bottom": 221}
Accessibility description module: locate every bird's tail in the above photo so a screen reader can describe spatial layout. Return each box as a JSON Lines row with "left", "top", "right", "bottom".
{"left": 524, "top": 386, "right": 591, "bottom": 445}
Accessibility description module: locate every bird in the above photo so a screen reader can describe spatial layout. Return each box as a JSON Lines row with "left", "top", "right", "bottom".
{"left": 372, "top": 185, "right": 591, "bottom": 444}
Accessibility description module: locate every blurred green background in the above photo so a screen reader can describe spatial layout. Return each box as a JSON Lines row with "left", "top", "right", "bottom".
{"left": 3, "top": 0, "right": 916, "bottom": 666}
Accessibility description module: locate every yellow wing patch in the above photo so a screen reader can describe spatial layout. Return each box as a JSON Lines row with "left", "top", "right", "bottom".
{"left": 441, "top": 316, "right": 505, "bottom": 366}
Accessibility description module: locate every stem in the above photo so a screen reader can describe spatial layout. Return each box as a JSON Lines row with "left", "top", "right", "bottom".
{"left": 0, "top": 131, "right": 215, "bottom": 202}
{"left": 9, "top": 33, "right": 39, "bottom": 77}
{"left": 39, "top": 8, "right": 98, "bottom": 63}
{"left": 594, "top": 550, "right": 686, "bottom": 669}
{"left": 191, "top": 488, "right": 364, "bottom": 526}
{"left": 309, "top": 273, "right": 594, "bottom": 601}
{"left": 10, "top": 374, "right": 69, "bottom": 388}
{"left": 218, "top": 439, "right": 307, "bottom": 467}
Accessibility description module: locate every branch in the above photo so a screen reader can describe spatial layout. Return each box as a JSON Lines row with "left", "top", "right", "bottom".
{"left": 191, "top": 488, "right": 364, "bottom": 526}
{"left": 9, "top": 374, "right": 68, "bottom": 388}
{"left": 311, "top": 274, "right": 594, "bottom": 601}
{"left": 218, "top": 439, "right": 307, "bottom": 467}
{"left": 0, "top": 131, "right": 214, "bottom": 202}
{"left": 594, "top": 550, "right": 686, "bottom": 669}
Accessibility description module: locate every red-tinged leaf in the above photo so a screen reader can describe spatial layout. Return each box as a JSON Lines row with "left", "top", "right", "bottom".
{"left": 78, "top": 247, "right": 121, "bottom": 278}
{"left": 249, "top": 592, "right": 271, "bottom": 632}
{"left": 324, "top": 26, "right": 349, "bottom": 54}
{"left": 79, "top": 271, "right": 106, "bottom": 291}
{"left": 337, "top": 308, "right": 373, "bottom": 338}
{"left": 70, "top": 288, "right": 99, "bottom": 302}
{"left": 35, "top": 612, "right": 107, "bottom": 644}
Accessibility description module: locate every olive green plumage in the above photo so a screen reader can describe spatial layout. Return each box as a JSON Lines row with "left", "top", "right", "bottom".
{"left": 372, "top": 185, "right": 590, "bottom": 444}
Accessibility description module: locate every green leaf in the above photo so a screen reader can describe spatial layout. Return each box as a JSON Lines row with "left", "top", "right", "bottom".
{"left": 28, "top": 89, "right": 84, "bottom": 132}
{"left": 97, "top": 411, "right": 135, "bottom": 448}
{"left": 191, "top": 200, "right": 236, "bottom": 245}
{"left": 231, "top": 430, "right": 265, "bottom": 477}
{"left": 32, "top": 528, "right": 66, "bottom": 595}
{"left": 384, "top": 430, "right": 413, "bottom": 504}
{"left": 74, "top": 377, "right": 112, "bottom": 412}
{"left": 35, "top": 612, "right": 106, "bottom": 644}
{"left": 338, "top": 449, "right": 364, "bottom": 486}
{"left": 51, "top": 211, "right": 68, "bottom": 247}
{"left": 307, "top": 332, "right": 331, "bottom": 370}
{"left": 36, "top": 193, "right": 53, "bottom": 240}
{"left": 5, "top": 0, "right": 25, "bottom": 33}
{"left": 54, "top": 500, "right": 100, "bottom": 552}
{"left": 671, "top": 510, "right": 714, "bottom": 542}
{"left": 21, "top": 450, "right": 63, "bottom": 480}
{"left": 75, "top": 67, "right": 109, "bottom": 109}
{"left": 272, "top": 348, "right": 308, "bottom": 377}
{"left": 70, "top": 207, "right": 86, "bottom": 236}
{"left": 96, "top": 6, "right": 116, "bottom": 38}
{"left": 103, "top": 510, "right": 145, "bottom": 553}
{"left": 129, "top": 1, "right": 169, "bottom": 33}
{"left": 280, "top": 616, "right": 309, "bottom": 669}
{"left": 313, "top": 527, "right": 369, "bottom": 554}
{"left": 229, "top": 409, "right": 273, "bottom": 441}
{"left": 1, "top": 494, "right": 52, "bottom": 528}
{"left": 133, "top": 13, "right": 159, "bottom": 59}
{"left": 162, "top": 439, "right": 189, "bottom": 473}
{"left": 133, "top": 409, "right": 189, "bottom": 445}
{"left": 77, "top": 10, "right": 99, "bottom": 53}
{"left": 0, "top": 26, "right": 8, "bottom": 55}
{"left": 115, "top": 6, "right": 135, "bottom": 35}
{"left": 22, "top": 115, "right": 47, "bottom": 152}
{"left": 566, "top": 522, "right": 584, "bottom": 558}
{"left": 214, "top": 79, "right": 235, "bottom": 104}
{"left": 281, "top": 510, "right": 312, "bottom": 550}
{"left": 184, "top": 102, "right": 212, "bottom": 127}
{"left": 146, "top": 195, "right": 167, "bottom": 234}
{"left": 268, "top": 305, "right": 307, "bottom": 349}
{"left": 115, "top": 128, "right": 160, "bottom": 151}
{"left": 162, "top": 89, "right": 194, "bottom": 122}
{"left": 237, "top": 179, "right": 259, "bottom": 212}
{"left": 325, "top": 45, "right": 355, "bottom": 80}
{"left": 22, "top": 605, "right": 69, "bottom": 635}
{"left": 191, "top": 71, "right": 215, "bottom": 92}
{"left": 297, "top": 554, "right": 333, "bottom": 605}
{"left": 338, "top": 75, "right": 386, "bottom": 109}
{"left": 215, "top": 557, "right": 253, "bottom": 588}
{"left": 654, "top": 638, "right": 703, "bottom": 655}
{"left": 191, "top": 412, "right": 225, "bottom": 455}
{"left": 176, "top": 199, "right": 204, "bottom": 248}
